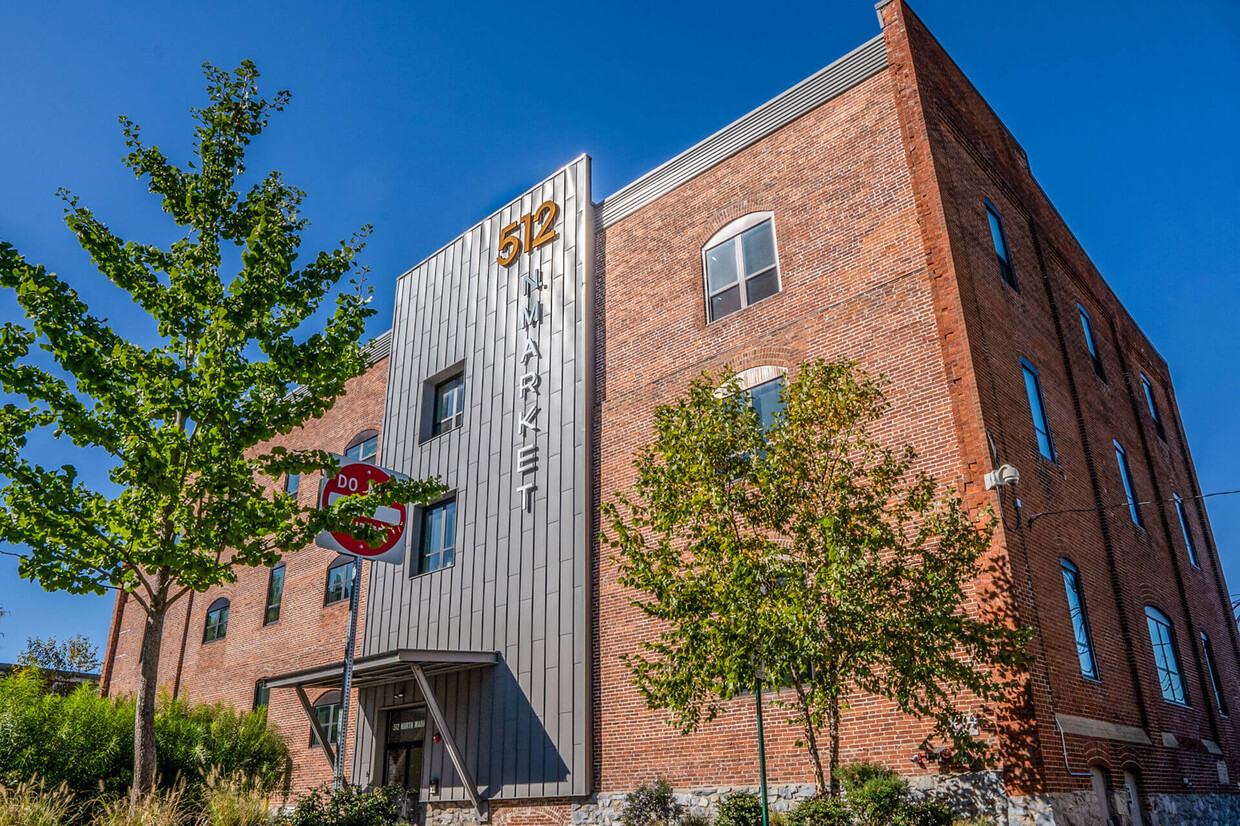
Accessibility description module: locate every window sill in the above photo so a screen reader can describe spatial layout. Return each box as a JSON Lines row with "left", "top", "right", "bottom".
{"left": 419, "top": 426, "right": 461, "bottom": 447}
{"left": 704, "top": 290, "right": 782, "bottom": 326}
{"left": 411, "top": 565, "right": 454, "bottom": 581}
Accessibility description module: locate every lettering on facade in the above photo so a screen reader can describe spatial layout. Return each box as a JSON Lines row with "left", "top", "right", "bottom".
{"left": 515, "top": 267, "right": 543, "bottom": 512}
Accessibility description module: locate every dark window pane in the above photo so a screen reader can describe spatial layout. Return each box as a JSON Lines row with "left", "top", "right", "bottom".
{"left": 1202, "top": 633, "right": 1229, "bottom": 716}
{"left": 710, "top": 286, "right": 742, "bottom": 321}
{"left": 746, "top": 269, "right": 780, "bottom": 306}
{"left": 419, "top": 499, "right": 457, "bottom": 574}
{"left": 265, "top": 565, "right": 284, "bottom": 625}
{"left": 986, "top": 203, "right": 1017, "bottom": 290}
{"left": 433, "top": 374, "right": 465, "bottom": 436}
{"left": 705, "top": 238, "right": 739, "bottom": 294}
{"left": 741, "top": 222, "right": 776, "bottom": 275}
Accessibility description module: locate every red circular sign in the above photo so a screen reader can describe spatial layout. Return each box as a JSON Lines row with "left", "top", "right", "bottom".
{"left": 320, "top": 463, "right": 407, "bottom": 557}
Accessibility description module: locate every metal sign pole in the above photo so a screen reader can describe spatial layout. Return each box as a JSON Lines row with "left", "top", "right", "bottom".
{"left": 334, "top": 557, "right": 364, "bottom": 790}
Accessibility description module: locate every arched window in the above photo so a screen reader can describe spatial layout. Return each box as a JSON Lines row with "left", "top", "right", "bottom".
{"left": 713, "top": 366, "right": 787, "bottom": 430}
{"left": 702, "top": 213, "right": 781, "bottom": 322}
{"left": 254, "top": 679, "right": 269, "bottom": 710}
{"left": 203, "top": 598, "right": 229, "bottom": 643}
{"left": 345, "top": 431, "right": 379, "bottom": 464}
{"left": 264, "top": 563, "right": 285, "bottom": 625}
{"left": 325, "top": 555, "right": 356, "bottom": 606}
{"left": 310, "top": 690, "right": 342, "bottom": 747}
{"left": 1145, "top": 606, "right": 1187, "bottom": 705}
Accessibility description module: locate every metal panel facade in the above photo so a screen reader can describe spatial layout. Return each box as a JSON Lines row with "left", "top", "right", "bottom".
{"left": 355, "top": 157, "right": 593, "bottom": 799}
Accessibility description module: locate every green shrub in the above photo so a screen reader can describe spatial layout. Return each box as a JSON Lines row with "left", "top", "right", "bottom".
{"left": 717, "top": 791, "right": 763, "bottom": 826}
{"left": 837, "top": 763, "right": 908, "bottom": 826}
{"left": 836, "top": 762, "right": 895, "bottom": 796}
{"left": 280, "top": 785, "right": 402, "bottom": 826}
{"left": 622, "top": 779, "right": 681, "bottom": 826}
{"left": 894, "top": 801, "right": 954, "bottom": 826}
{"left": 156, "top": 697, "right": 291, "bottom": 797}
{"left": 788, "top": 796, "right": 852, "bottom": 826}
{"left": 0, "top": 669, "right": 133, "bottom": 800}
{"left": 0, "top": 670, "right": 290, "bottom": 806}
{"left": 0, "top": 779, "right": 76, "bottom": 826}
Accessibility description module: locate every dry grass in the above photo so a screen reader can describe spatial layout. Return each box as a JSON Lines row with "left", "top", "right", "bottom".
{"left": 0, "top": 779, "right": 75, "bottom": 826}
{"left": 93, "top": 785, "right": 188, "bottom": 826}
{"left": 199, "top": 772, "right": 270, "bottom": 826}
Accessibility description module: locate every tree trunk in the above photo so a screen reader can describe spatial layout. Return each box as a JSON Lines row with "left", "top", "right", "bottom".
{"left": 828, "top": 692, "right": 841, "bottom": 797}
{"left": 802, "top": 711, "right": 828, "bottom": 796}
{"left": 133, "top": 602, "right": 165, "bottom": 800}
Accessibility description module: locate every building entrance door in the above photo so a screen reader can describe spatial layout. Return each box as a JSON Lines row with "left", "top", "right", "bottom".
{"left": 383, "top": 706, "right": 427, "bottom": 794}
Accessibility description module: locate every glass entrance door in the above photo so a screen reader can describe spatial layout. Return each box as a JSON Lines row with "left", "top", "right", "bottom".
{"left": 383, "top": 706, "right": 427, "bottom": 793}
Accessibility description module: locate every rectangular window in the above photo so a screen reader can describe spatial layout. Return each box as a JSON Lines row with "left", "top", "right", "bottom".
{"left": 254, "top": 680, "right": 270, "bottom": 710}
{"left": 1021, "top": 359, "right": 1055, "bottom": 462}
{"left": 1141, "top": 376, "right": 1166, "bottom": 441}
{"left": 324, "top": 558, "right": 355, "bottom": 605}
{"left": 1114, "top": 441, "right": 1143, "bottom": 528}
{"left": 985, "top": 201, "right": 1017, "bottom": 291}
{"left": 285, "top": 472, "right": 300, "bottom": 497}
{"left": 704, "top": 217, "right": 780, "bottom": 322}
{"left": 346, "top": 435, "right": 378, "bottom": 464}
{"left": 1201, "top": 633, "right": 1229, "bottom": 716}
{"left": 264, "top": 564, "right": 285, "bottom": 625}
{"left": 432, "top": 374, "right": 465, "bottom": 436}
{"left": 1078, "top": 304, "right": 1105, "bottom": 381}
{"left": 1145, "top": 607, "right": 1188, "bottom": 705}
{"left": 418, "top": 498, "right": 457, "bottom": 575}
{"left": 1061, "top": 560, "right": 1099, "bottom": 680}
{"left": 1174, "top": 495, "right": 1199, "bottom": 567}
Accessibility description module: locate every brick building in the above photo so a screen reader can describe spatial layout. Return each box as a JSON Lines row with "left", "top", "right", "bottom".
{"left": 101, "top": 2, "right": 1240, "bottom": 823}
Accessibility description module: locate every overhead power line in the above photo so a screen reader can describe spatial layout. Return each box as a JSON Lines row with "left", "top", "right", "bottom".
{"left": 1025, "top": 488, "right": 1240, "bottom": 530}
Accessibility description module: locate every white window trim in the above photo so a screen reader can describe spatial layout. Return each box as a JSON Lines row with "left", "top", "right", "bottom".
{"left": 713, "top": 365, "right": 788, "bottom": 398}
{"left": 701, "top": 212, "right": 782, "bottom": 323}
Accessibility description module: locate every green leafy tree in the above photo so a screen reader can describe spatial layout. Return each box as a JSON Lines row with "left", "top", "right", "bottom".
{"left": 17, "top": 634, "right": 101, "bottom": 674}
{"left": 0, "top": 62, "right": 442, "bottom": 797}
{"left": 602, "top": 361, "right": 1029, "bottom": 795}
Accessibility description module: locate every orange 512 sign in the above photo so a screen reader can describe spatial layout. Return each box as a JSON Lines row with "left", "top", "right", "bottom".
{"left": 497, "top": 201, "right": 558, "bottom": 266}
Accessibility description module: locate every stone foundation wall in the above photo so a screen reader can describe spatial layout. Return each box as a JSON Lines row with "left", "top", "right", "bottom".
{"left": 422, "top": 779, "right": 1240, "bottom": 826}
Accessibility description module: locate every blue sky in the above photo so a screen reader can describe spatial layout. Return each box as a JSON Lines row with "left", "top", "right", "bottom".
{"left": 0, "top": 0, "right": 1237, "bottom": 661}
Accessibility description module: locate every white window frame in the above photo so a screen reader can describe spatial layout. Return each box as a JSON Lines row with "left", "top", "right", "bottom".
{"left": 701, "top": 212, "right": 782, "bottom": 323}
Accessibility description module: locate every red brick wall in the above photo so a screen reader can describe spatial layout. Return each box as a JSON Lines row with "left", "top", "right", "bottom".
{"left": 102, "top": 356, "right": 389, "bottom": 794}
{"left": 592, "top": 60, "right": 1004, "bottom": 792}
{"left": 880, "top": 0, "right": 1240, "bottom": 798}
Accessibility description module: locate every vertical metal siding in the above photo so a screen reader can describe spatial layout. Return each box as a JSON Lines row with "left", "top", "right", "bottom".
{"left": 356, "top": 157, "right": 592, "bottom": 800}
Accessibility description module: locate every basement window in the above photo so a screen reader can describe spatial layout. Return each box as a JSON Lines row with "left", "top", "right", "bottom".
{"left": 703, "top": 213, "right": 781, "bottom": 322}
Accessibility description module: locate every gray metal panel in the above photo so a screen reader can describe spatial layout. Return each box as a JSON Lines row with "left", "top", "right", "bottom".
{"left": 364, "top": 157, "right": 592, "bottom": 800}
{"left": 596, "top": 35, "right": 888, "bottom": 228}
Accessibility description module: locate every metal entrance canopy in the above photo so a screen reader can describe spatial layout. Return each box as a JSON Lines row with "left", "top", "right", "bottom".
{"left": 266, "top": 648, "right": 498, "bottom": 820}
{"left": 264, "top": 648, "right": 497, "bottom": 690}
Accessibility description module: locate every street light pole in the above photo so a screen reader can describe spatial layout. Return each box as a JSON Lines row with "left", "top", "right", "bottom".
{"left": 756, "top": 671, "right": 770, "bottom": 826}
